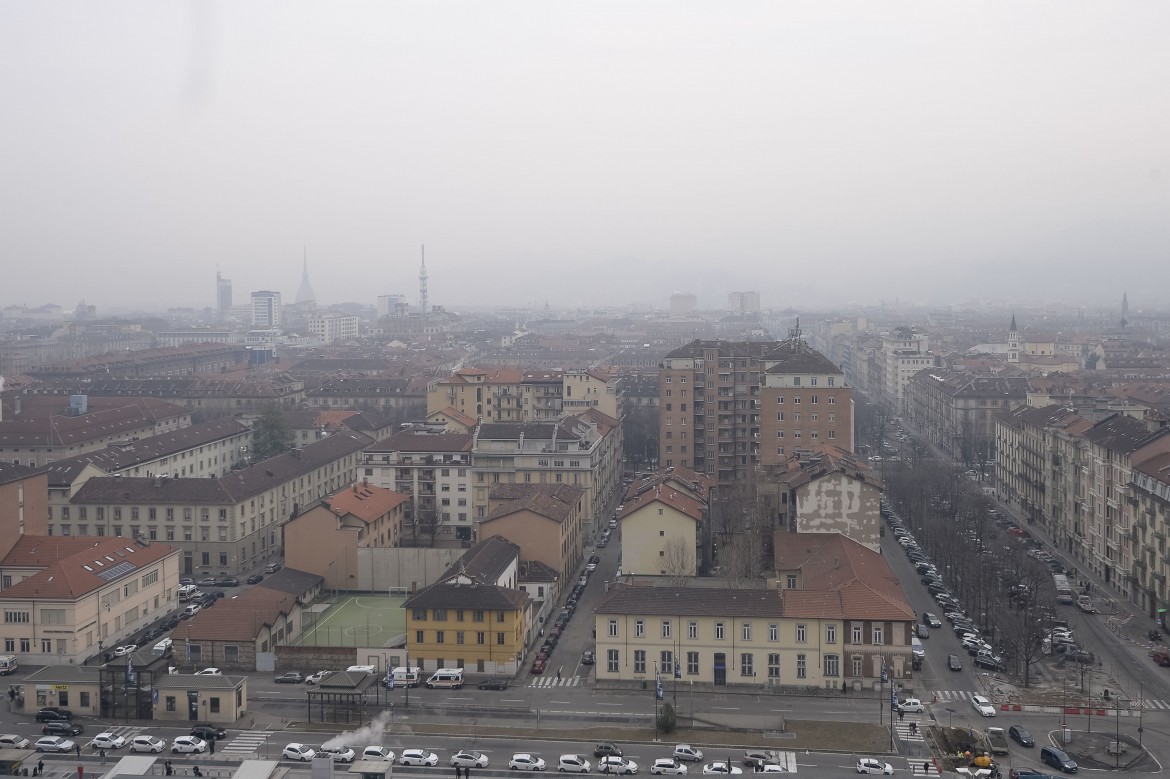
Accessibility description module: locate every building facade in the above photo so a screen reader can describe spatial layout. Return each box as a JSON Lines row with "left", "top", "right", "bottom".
{"left": 251, "top": 291, "right": 282, "bottom": 329}
{"left": 481, "top": 483, "right": 586, "bottom": 583}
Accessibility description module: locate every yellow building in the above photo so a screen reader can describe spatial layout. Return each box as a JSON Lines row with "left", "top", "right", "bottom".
{"left": 596, "top": 533, "right": 916, "bottom": 688}
{"left": 403, "top": 537, "right": 531, "bottom": 675}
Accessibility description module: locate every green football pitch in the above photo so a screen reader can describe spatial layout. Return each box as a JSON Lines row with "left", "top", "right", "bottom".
{"left": 295, "top": 595, "right": 406, "bottom": 647}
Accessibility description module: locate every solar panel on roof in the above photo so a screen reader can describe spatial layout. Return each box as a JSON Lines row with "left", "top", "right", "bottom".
{"left": 97, "top": 560, "right": 136, "bottom": 581}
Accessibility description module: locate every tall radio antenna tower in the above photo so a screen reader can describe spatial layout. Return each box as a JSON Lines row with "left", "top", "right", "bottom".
{"left": 419, "top": 245, "right": 429, "bottom": 315}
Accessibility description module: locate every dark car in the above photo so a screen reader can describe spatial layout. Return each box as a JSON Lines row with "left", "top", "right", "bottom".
{"left": 1009, "top": 725, "right": 1035, "bottom": 747}
{"left": 1009, "top": 770, "right": 1050, "bottom": 779}
{"left": 35, "top": 708, "right": 73, "bottom": 722}
{"left": 179, "top": 577, "right": 195, "bottom": 586}
{"left": 264, "top": 562, "right": 282, "bottom": 574}
{"left": 594, "top": 744, "right": 623, "bottom": 759}
{"left": 275, "top": 672, "right": 304, "bottom": 684}
{"left": 581, "top": 651, "right": 596, "bottom": 666}
{"left": 947, "top": 654, "right": 963, "bottom": 671}
{"left": 41, "top": 721, "right": 83, "bottom": 737}
{"left": 1040, "top": 746, "right": 1077, "bottom": 773}
{"left": 197, "top": 577, "right": 218, "bottom": 587}
{"left": 975, "top": 653, "right": 1007, "bottom": 671}
{"left": 477, "top": 677, "right": 510, "bottom": 691}
{"left": 215, "top": 576, "right": 240, "bottom": 587}
{"left": 246, "top": 574, "right": 264, "bottom": 585}
{"left": 191, "top": 725, "right": 226, "bottom": 741}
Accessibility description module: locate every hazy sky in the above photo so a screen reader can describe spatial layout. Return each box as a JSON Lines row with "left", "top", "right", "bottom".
{"left": 2, "top": 2, "right": 1168, "bottom": 313}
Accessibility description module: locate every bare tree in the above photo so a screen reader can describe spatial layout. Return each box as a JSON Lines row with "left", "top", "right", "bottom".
{"left": 662, "top": 537, "right": 695, "bottom": 586}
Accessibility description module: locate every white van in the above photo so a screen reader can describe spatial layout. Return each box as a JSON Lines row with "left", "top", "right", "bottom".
{"left": 151, "top": 638, "right": 173, "bottom": 656}
{"left": 424, "top": 668, "right": 464, "bottom": 689}
{"left": 911, "top": 637, "right": 925, "bottom": 659}
{"left": 346, "top": 665, "right": 377, "bottom": 674}
{"left": 392, "top": 667, "right": 422, "bottom": 687}
{"left": 178, "top": 584, "right": 198, "bottom": 602}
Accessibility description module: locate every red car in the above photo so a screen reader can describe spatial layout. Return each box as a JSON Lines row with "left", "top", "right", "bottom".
{"left": 531, "top": 656, "right": 547, "bottom": 674}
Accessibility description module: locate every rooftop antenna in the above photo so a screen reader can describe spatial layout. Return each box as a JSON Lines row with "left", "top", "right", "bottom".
{"left": 419, "top": 244, "right": 429, "bottom": 316}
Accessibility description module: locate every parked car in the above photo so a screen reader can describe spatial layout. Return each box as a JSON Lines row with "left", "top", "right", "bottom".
{"left": 130, "top": 736, "right": 167, "bottom": 754}
{"left": 275, "top": 672, "right": 304, "bottom": 684}
{"left": 215, "top": 576, "right": 240, "bottom": 587}
{"left": 265, "top": 562, "right": 282, "bottom": 573}
{"left": 181, "top": 604, "right": 200, "bottom": 618}
{"left": 948, "top": 654, "right": 963, "bottom": 671}
{"left": 600, "top": 757, "right": 639, "bottom": 775}
{"left": 856, "top": 758, "right": 894, "bottom": 775}
{"left": 171, "top": 736, "right": 208, "bottom": 754}
{"left": 283, "top": 743, "right": 316, "bottom": 762}
{"left": 361, "top": 747, "right": 395, "bottom": 761}
{"left": 673, "top": 746, "right": 704, "bottom": 763}
{"left": 35, "top": 737, "right": 76, "bottom": 753}
{"left": 651, "top": 759, "right": 688, "bottom": 775}
{"left": 319, "top": 746, "right": 356, "bottom": 763}
{"left": 246, "top": 574, "right": 264, "bottom": 585}
{"left": 531, "top": 656, "right": 547, "bottom": 674}
{"left": 923, "top": 613, "right": 943, "bottom": 628}
{"left": 194, "top": 668, "right": 222, "bottom": 676}
{"left": 558, "top": 755, "right": 592, "bottom": 773}
{"left": 581, "top": 651, "right": 596, "bottom": 666}
{"left": 197, "top": 577, "right": 218, "bottom": 587}
{"left": 509, "top": 754, "right": 547, "bottom": 771}
{"left": 88, "top": 733, "right": 129, "bottom": 751}
{"left": 35, "top": 707, "right": 73, "bottom": 722}
{"left": 452, "top": 750, "right": 490, "bottom": 769}
{"left": 594, "top": 743, "right": 623, "bottom": 759}
{"left": 741, "top": 752, "right": 779, "bottom": 770}
{"left": 42, "top": 722, "right": 84, "bottom": 737}
{"left": 113, "top": 644, "right": 138, "bottom": 657}
{"left": 701, "top": 763, "right": 742, "bottom": 775}
{"left": 0, "top": 736, "right": 30, "bottom": 749}
{"left": 190, "top": 725, "right": 226, "bottom": 741}
{"left": 399, "top": 749, "right": 439, "bottom": 767}
{"left": 477, "top": 677, "right": 510, "bottom": 691}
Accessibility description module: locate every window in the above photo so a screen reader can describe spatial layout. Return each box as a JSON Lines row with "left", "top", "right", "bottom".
{"left": 792, "top": 377, "right": 800, "bottom": 387}
{"left": 608, "top": 620, "right": 618, "bottom": 637}
{"left": 715, "top": 622, "right": 725, "bottom": 640}
{"left": 796, "top": 654, "right": 806, "bottom": 679}
{"left": 687, "top": 651, "right": 699, "bottom": 675}
{"left": 826, "top": 625, "right": 837, "bottom": 643}
{"left": 741, "top": 623, "right": 752, "bottom": 641}
{"left": 635, "top": 620, "right": 645, "bottom": 638}
{"left": 634, "top": 650, "right": 646, "bottom": 674}
{"left": 828, "top": 396, "right": 836, "bottom": 404}
{"left": 607, "top": 649, "right": 619, "bottom": 673}
{"left": 852, "top": 625, "right": 862, "bottom": 644}
{"left": 413, "top": 608, "right": 427, "bottom": 621}
{"left": 3, "top": 639, "right": 11, "bottom": 652}
{"left": 415, "top": 630, "right": 424, "bottom": 644}
{"left": 796, "top": 624, "right": 807, "bottom": 643}
{"left": 434, "top": 609, "right": 448, "bottom": 621}
{"left": 740, "top": 653, "right": 754, "bottom": 676}
{"left": 769, "top": 624, "right": 778, "bottom": 642}
{"left": 786, "top": 574, "right": 797, "bottom": 589}
{"left": 824, "top": 655, "right": 840, "bottom": 677}
{"left": 456, "top": 631, "right": 464, "bottom": 645}
{"left": 80, "top": 692, "right": 90, "bottom": 708}
{"left": 810, "top": 395, "right": 818, "bottom": 404}
{"left": 768, "top": 653, "right": 781, "bottom": 678}
{"left": 497, "top": 632, "right": 505, "bottom": 645}
{"left": 4, "top": 611, "right": 29, "bottom": 624}
{"left": 661, "top": 650, "right": 673, "bottom": 671}
{"left": 166, "top": 696, "right": 176, "bottom": 712}
{"left": 776, "top": 412, "right": 784, "bottom": 421}
{"left": 209, "top": 697, "right": 221, "bottom": 714}
{"left": 828, "top": 377, "right": 835, "bottom": 387}
{"left": 19, "top": 639, "right": 29, "bottom": 652}
{"left": 853, "top": 657, "right": 863, "bottom": 677}
{"left": 476, "top": 632, "right": 485, "bottom": 645}
{"left": 473, "top": 610, "right": 484, "bottom": 622}
{"left": 688, "top": 621, "right": 698, "bottom": 639}
{"left": 435, "top": 631, "right": 445, "bottom": 644}
{"left": 872, "top": 626, "right": 883, "bottom": 645}
{"left": 662, "top": 620, "right": 672, "bottom": 638}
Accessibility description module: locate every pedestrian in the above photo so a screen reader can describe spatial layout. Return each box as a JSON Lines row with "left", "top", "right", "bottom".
{"left": 556, "top": 667, "right": 562, "bottom": 682}
{"left": 898, "top": 708, "right": 904, "bottom": 722}
{"left": 75, "top": 744, "right": 81, "bottom": 758}
{"left": 466, "top": 767, "right": 472, "bottom": 779}
{"left": 37, "top": 760, "right": 44, "bottom": 774}
{"left": 100, "top": 749, "right": 107, "bottom": 765}
{"left": 455, "top": 764, "right": 462, "bottom": 779}
{"left": 924, "top": 762, "right": 930, "bottom": 774}
{"left": 209, "top": 738, "right": 215, "bottom": 755}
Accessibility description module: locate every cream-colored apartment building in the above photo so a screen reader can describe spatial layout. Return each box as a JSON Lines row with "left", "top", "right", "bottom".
{"left": 618, "top": 476, "right": 706, "bottom": 578}
{"left": 480, "top": 483, "right": 586, "bottom": 583}
{"left": 67, "top": 430, "right": 370, "bottom": 576}
{"left": 427, "top": 367, "right": 622, "bottom": 423}
{"left": 0, "top": 536, "right": 181, "bottom": 664}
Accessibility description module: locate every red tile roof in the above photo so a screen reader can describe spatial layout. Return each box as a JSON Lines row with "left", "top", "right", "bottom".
{"left": 324, "top": 483, "right": 407, "bottom": 524}
{"left": 0, "top": 538, "right": 179, "bottom": 601}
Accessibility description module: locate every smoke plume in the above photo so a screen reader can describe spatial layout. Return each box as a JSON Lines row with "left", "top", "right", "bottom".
{"left": 321, "top": 709, "right": 394, "bottom": 750}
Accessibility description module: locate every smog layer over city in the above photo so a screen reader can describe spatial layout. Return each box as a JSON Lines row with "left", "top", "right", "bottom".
{"left": 2, "top": 4, "right": 1170, "bottom": 779}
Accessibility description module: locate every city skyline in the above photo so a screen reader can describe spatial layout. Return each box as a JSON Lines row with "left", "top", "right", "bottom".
{"left": 2, "top": 2, "right": 1168, "bottom": 310}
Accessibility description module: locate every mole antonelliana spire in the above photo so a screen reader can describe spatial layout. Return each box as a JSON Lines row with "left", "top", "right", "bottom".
{"left": 296, "top": 246, "right": 316, "bottom": 305}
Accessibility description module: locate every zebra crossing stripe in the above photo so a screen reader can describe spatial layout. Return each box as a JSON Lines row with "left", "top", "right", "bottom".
{"left": 220, "top": 731, "right": 270, "bottom": 755}
{"left": 528, "top": 676, "right": 581, "bottom": 688}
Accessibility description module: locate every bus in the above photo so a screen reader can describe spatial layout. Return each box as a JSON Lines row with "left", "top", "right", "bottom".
{"left": 1053, "top": 573, "right": 1074, "bottom": 604}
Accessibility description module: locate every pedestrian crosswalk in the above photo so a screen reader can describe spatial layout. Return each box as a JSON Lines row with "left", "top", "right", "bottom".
{"left": 909, "top": 759, "right": 940, "bottom": 776}
{"left": 220, "top": 730, "right": 271, "bottom": 757}
{"left": 895, "top": 715, "right": 924, "bottom": 743}
{"left": 528, "top": 675, "right": 583, "bottom": 687}
{"left": 933, "top": 691, "right": 974, "bottom": 702}
{"left": 931, "top": 690, "right": 1170, "bottom": 710}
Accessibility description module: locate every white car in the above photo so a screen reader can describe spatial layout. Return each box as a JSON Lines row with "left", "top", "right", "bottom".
{"left": 897, "top": 699, "right": 925, "bottom": 713}
{"left": 651, "top": 759, "right": 688, "bottom": 775}
{"left": 130, "top": 736, "right": 167, "bottom": 753}
{"left": 362, "top": 746, "right": 395, "bottom": 761}
{"left": 510, "top": 753, "right": 547, "bottom": 771}
{"left": 400, "top": 750, "right": 440, "bottom": 767}
{"left": 318, "top": 746, "right": 356, "bottom": 763}
{"left": 971, "top": 695, "right": 997, "bottom": 717}
{"left": 35, "top": 737, "right": 75, "bottom": 753}
{"left": 0, "top": 735, "right": 30, "bottom": 749}
{"left": 195, "top": 668, "right": 222, "bottom": 676}
{"left": 674, "top": 746, "right": 704, "bottom": 763}
{"left": 306, "top": 671, "right": 332, "bottom": 685}
{"left": 453, "top": 751, "right": 490, "bottom": 769}
{"left": 171, "top": 736, "right": 208, "bottom": 754}
{"left": 856, "top": 758, "right": 894, "bottom": 775}
{"left": 758, "top": 767, "right": 784, "bottom": 774}
{"left": 600, "top": 757, "right": 639, "bottom": 774}
{"left": 112, "top": 644, "right": 138, "bottom": 657}
{"left": 284, "top": 743, "right": 316, "bottom": 762}
{"left": 558, "top": 755, "right": 591, "bottom": 773}
{"left": 702, "top": 763, "right": 742, "bottom": 775}
{"left": 91, "top": 733, "right": 128, "bottom": 750}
